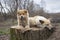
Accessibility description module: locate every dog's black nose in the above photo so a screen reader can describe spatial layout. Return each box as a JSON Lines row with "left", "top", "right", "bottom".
{"left": 21, "top": 16, "right": 24, "bottom": 20}
{"left": 21, "top": 16, "right": 23, "bottom": 18}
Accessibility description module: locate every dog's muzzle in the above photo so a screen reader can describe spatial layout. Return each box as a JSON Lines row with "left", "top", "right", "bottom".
{"left": 20, "top": 16, "right": 24, "bottom": 20}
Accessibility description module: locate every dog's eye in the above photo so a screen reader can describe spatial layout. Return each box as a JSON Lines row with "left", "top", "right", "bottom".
{"left": 19, "top": 14, "right": 21, "bottom": 15}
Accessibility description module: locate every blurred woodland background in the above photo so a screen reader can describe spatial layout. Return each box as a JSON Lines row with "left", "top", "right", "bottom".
{"left": 0, "top": 0, "right": 60, "bottom": 23}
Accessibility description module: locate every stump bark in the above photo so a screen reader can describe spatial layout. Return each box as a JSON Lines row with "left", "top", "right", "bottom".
{"left": 10, "top": 26, "right": 54, "bottom": 40}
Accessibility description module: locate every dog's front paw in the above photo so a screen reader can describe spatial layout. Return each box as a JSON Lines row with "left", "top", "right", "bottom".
{"left": 25, "top": 25, "right": 31, "bottom": 31}
{"left": 25, "top": 25, "right": 30, "bottom": 28}
{"left": 16, "top": 25, "right": 24, "bottom": 29}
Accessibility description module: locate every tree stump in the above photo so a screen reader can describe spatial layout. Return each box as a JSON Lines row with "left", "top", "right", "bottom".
{"left": 10, "top": 26, "right": 54, "bottom": 40}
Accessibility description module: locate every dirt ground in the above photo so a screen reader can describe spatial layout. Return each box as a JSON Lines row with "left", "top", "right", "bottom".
{"left": 0, "top": 22, "right": 60, "bottom": 40}
{"left": 0, "top": 34, "right": 9, "bottom": 40}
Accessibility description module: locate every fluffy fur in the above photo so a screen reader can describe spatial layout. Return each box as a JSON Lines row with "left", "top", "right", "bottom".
{"left": 17, "top": 9, "right": 29, "bottom": 28}
{"left": 29, "top": 16, "right": 53, "bottom": 29}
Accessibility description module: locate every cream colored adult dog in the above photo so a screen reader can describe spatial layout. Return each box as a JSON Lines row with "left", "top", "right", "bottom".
{"left": 17, "top": 9, "right": 29, "bottom": 28}
{"left": 29, "top": 16, "right": 53, "bottom": 30}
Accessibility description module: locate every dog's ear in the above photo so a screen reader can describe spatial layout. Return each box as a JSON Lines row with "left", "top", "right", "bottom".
{"left": 24, "top": 10, "right": 28, "bottom": 13}
{"left": 39, "top": 20, "right": 44, "bottom": 24}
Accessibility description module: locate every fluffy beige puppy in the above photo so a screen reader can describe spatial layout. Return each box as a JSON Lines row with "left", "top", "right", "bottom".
{"left": 17, "top": 9, "right": 29, "bottom": 28}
